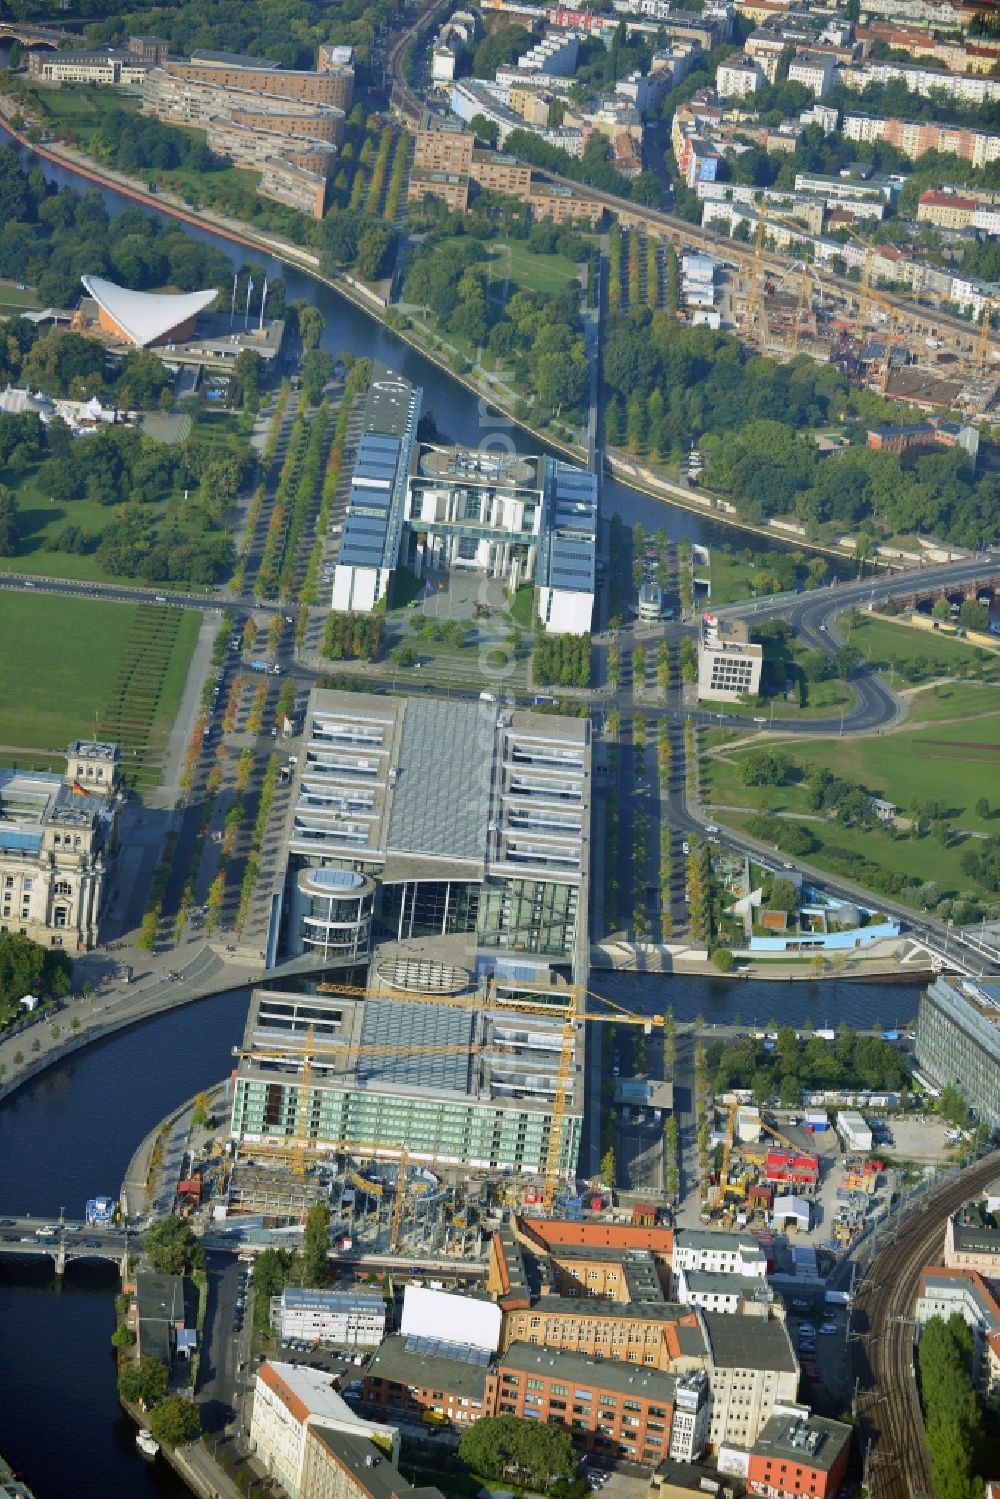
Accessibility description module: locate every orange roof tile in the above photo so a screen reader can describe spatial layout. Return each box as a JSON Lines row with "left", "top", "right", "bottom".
{"left": 520, "top": 1217, "right": 674, "bottom": 1254}
{"left": 259, "top": 1362, "right": 312, "bottom": 1425}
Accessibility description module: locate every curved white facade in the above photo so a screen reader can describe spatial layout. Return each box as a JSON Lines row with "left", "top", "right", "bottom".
{"left": 80, "top": 274, "right": 218, "bottom": 347}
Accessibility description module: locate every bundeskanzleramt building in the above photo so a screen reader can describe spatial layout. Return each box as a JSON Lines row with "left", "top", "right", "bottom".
{"left": 915, "top": 977, "right": 1000, "bottom": 1133}
{"left": 230, "top": 688, "right": 591, "bottom": 1181}
{"left": 332, "top": 366, "right": 597, "bottom": 634}
{"left": 697, "top": 613, "right": 763, "bottom": 701}
{"left": 0, "top": 741, "right": 122, "bottom": 950}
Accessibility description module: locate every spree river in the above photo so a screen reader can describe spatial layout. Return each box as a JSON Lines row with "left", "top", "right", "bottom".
{"left": 0, "top": 130, "right": 881, "bottom": 1495}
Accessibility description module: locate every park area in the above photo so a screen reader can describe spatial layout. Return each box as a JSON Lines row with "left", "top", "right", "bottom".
{"left": 701, "top": 686, "right": 1000, "bottom": 907}
{"left": 0, "top": 593, "right": 199, "bottom": 791}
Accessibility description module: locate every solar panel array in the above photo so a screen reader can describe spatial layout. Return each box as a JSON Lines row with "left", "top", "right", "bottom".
{"left": 337, "top": 432, "right": 403, "bottom": 569}
{"left": 541, "top": 460, "right": 598, "bottom": 595}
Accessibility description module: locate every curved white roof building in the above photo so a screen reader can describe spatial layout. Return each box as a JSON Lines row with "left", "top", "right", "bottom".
{"left": 80, "top": 274, "right": 218, "bottom": 348}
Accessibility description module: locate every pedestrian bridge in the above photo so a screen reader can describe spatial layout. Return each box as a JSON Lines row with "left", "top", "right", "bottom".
{"left": 0, "top": 1218, "right": 131, "bottom": 1275}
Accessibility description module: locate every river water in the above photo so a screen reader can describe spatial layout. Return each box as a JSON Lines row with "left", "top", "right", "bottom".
{"left": 0, "top": 128, "right": 888, "bottom": 1495}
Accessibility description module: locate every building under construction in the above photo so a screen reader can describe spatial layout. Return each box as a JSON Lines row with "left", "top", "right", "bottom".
{"left": 230, "top": 688, "right": 594, "bottom": 1192}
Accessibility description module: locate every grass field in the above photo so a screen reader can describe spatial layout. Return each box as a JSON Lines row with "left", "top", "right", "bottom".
{"left": 903, "top": 682, "right": 1000, "bottom": 722}
{"left": 702, "top": 710, "right": 1000, "bottom": 902}
{"left": 844, "top": 612, "right": 1000, "bottom": 681}
{"left": 492, "top": 240, "right": 583, "bottom": 298}
{"left": 0, "top": 594, "right": 200, "bottom": 789}
{"left": 0, "top": 464, "right": 166, "bottom": 581}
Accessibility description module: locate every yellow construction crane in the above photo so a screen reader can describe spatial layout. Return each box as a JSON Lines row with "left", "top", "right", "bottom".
{"left": 760, "top": 1114, "right": 803, "bottom": 1154}
{"left": 977, "top": 298, "right": 1000, "bottom": 370}
{"left": 713, "top": 1097, "right": 739, "bottom": 1209}
{"left": 744, "top": 203, "right": 821, "bottom": 349}
{"left": 237, "top": 978, "right": 664, "bottom": 1213}
{"left": 390, "top": 1144, "right": 409, "bottom": 1250}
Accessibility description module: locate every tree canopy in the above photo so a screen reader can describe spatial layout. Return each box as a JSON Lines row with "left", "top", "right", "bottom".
{"left": 147, "top": 1394, "right": 201, "bottom": 1449}
{"left": 0, "top": 932, "right": 72, "bottom": 1020}
{"left": 118, "top": 1355, "right": 169, "bottom": 1410}
{"left": 142, "top": 1218, "right": 204, "bottom": 1275}
{"left": 458, "top": 1415, "right": 577, "bottom": 1490}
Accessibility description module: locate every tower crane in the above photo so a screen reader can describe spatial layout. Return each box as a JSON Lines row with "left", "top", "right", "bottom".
{"left": 234, "top": 977, "right": 665, "bottom": 1214}
{"left": 977, "top": 298, "right": 1000, "bottom": 370}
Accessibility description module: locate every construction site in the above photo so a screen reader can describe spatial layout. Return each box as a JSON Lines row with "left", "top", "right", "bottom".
{"left": 705, "top": 1098, "right": 894, "bottom": 1256}
{"left": 726, "top": 208, "right": 1000, "bottom": 421}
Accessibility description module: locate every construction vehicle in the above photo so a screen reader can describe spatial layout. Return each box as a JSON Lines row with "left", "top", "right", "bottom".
{"left": 234, "top": 977, "right": 664, "bottom": 1215}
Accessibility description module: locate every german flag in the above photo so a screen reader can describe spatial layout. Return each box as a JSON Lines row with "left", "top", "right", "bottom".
{"left": 71, "top": 780, "right": 89, "bottom": 797}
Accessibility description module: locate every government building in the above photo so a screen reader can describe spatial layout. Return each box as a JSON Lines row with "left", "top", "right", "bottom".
{"left": 230, "top": 688, "right": 592, "bottom": 1182}
{"left": 331, "top": 367, "right": 598, "bottom": 635}
{"left": 0, "top": 741, "right": 123, "bottom": 950}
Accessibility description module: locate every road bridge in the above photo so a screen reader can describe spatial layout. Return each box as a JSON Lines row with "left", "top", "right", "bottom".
{"left": 0, "top": 1217, "right": 132, "bottom": 1274}
{"left": 0, "top": 22, "right": 76, "bottom": 47}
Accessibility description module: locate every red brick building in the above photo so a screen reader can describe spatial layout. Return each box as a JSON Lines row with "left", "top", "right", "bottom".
{"left": 747, "top": 1413, "right": 851, "bottom": 1499}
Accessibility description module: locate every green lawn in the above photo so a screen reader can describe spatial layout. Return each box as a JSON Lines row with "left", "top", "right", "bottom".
{"left": 843, "top": 612, "right": 1000, "bottom": 681}
{"left": 703, "top": 712, "right": 1000, "bottom": 902}
{"left": 492, "top": 240, "right": 582, "bottom": 298}
{"left": 706, "top": 553, "right": 768, "bottom": 608}
{"left": 510, "top": 584, "right": 535, "bottom": 628}
{"left": 0, "top": 594, "right": 199, "bottom": 789}
{"left": 903, "top": 681, "right": 1000, "bottom": 723}
{"left": 0, "top": 464, "right": 166, "bottom": 581}
{"left": 0, "top": 284, "right": 40, "bottom": 314}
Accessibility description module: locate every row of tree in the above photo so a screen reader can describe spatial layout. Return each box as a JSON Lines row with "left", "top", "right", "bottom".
{"left": 706, "top": 1026, "right": 909, "bottom": 1102}
{"left": 533, "top": 632, "right": 592, "bottom": 688}
{"left": 602, "top": 307, "right": 998, "bottom": 548}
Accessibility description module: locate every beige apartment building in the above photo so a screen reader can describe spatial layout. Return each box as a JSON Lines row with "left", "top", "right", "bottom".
{"left": 0, "top": 741, "right": 122, "bottom": 950}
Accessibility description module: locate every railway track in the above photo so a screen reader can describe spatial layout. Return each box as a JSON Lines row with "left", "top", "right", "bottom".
{"left": 851, "top": 1152, "right": 1000, "bottom": 1499}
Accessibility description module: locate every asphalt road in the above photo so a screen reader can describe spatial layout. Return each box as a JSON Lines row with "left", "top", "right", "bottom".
{"left": 199, "top": 1251, "right": 250, "bottom": 1433}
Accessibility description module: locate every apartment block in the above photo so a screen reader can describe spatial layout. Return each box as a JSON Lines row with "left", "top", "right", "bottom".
{"left": 702, "top": 1314, "right": 799, "bottom": 1451}
{"left": 842, "top": 113, "right": 1000, "bottom": 167}
{"left": 164, "top": 53, "right": 354, "bottom": 109}
{"left": 407, "top": 168, "right": 471, "bottom": 212}
{"left": 915, "top": 1267, "right": 1000, "bottom": 1406}
{"left": 529, "top": 182, "right": 605, "bottom": 226}
{"left": 716, "top": 55, "right": 766, "bottom": 97}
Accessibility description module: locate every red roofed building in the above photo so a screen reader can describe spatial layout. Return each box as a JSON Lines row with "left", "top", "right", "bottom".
{"left": 251, "top": 1360, "right": 399, "bottom": 1494}
{"left": 917, "top": 190, "right": 978, "bottom": 229}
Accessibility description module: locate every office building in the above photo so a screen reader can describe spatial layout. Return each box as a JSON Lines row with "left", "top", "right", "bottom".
{"left": 915, "top": 977, "right": 1000, "bottom": 1133}
{"left": 230, "top": 688, "right": 591, "bottom": 1181}
{"left": 0, "top": 740, "right": 122, "bottom": 949}
{"left": 945, "top": 1202, "right": 1000, "bottom": 1279}
{"left": 697, "top": 614, "right": 763, "bottom": 702}
{"left": 916, "top": 190, "right": 978, "bottom": 229}
{"left": 746, "top": 1413, "right": 852, "bottom": 1499}
{"left": 251, "top": 1361, "right": 399, "bottom": 1498}
{"left": 702, "top": 1314, "right": 799, "bottom": 1450}
{"left": 331, "top": 366, "right": 597, "bottom": 633}
{"left": 28, "top": 47, "right": 149, "bottom": 85}
{"left": 271, "top": 1288, "right": 387, "bottom": 1348}
{"left": 488, "top": 1344, "right": 711, "bottom": 1464}
{"left": 300, "top": 1427, "right": 444, "bottom": 1499}
{"left": 363, "top": 1334, "right": 491, "bottom": 1427}
{"left": 675, "top": 1269, "right": 774, "bottom": 1316}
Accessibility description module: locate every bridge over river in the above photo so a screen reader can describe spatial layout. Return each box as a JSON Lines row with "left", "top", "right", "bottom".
{"left": 0, "top": 1217, "right": 132, "bottom": 1274}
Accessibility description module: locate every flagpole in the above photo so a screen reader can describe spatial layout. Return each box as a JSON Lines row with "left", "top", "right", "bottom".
{"left": 230, "top": 273, "right": 237, "bottom": 330}
{"left": 245, "top": 278, "right": 252, "bottom": 331}
{"left": 259, "top": 277, "right": 267, "bottom": 333}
